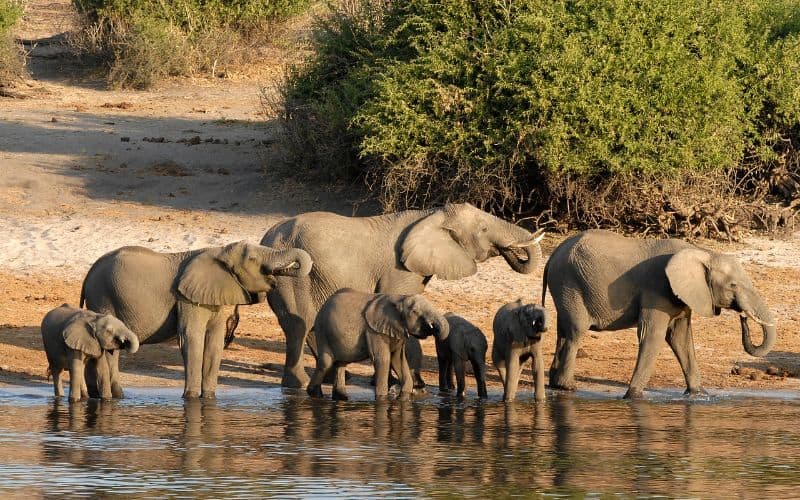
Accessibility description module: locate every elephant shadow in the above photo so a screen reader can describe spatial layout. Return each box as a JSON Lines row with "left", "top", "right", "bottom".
{"left": 0, "top": 325, "right": 50, "bottom": 382}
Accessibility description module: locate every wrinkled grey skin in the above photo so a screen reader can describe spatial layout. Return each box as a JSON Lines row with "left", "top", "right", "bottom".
{"left": 492, "top": 300, "right": 548, "bottom": 402}
{"left": 436, "top": 313, "right": 488, "bottom": 398}
{"left": 41, "top": 304, "right": 140, "bottom": 402}
{"left": 544, "top": 230, "right": 776, "bottom": 399}
{"left": 262, "top": 202, "right": 544, "bottom": 388}
{"left": 80, "top": 241, "right": 312, "bottom": 399}
{"left": 307, "top": 289, "right": 449, "bottom": 401}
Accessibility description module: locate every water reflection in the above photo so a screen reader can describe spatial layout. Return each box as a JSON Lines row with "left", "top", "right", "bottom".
{"left": 0, "top": 388, "right": 798, "bottom": 496}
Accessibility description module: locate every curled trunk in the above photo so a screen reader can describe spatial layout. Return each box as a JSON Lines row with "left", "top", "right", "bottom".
{"left": 741, "top": 316, "right": 776, "bottom": 357}
{"left": 122, "top": 330, "right": 140, "bottom": 354}
{"left": 433, "top": 314, "right": 450, "bottom": 341}
{"left": 739, "top": 291, "right": 776, "bottom": 357}
{"left": 499, "top": 244, "right": 542, "bottom": 275}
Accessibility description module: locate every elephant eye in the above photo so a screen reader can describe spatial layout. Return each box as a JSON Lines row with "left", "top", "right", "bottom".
{"left": 480, "top": 226, "right": 489, "bottom": 233}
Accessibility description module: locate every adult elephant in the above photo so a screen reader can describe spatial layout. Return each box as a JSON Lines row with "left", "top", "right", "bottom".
{"left": 261, "top": 202, "right": 544, "bottom": 388}
{"left": 81, "top": 241, "right": 312, "bottom": 398}
{"left": 543, "top": 230, "right": 776, "bottom": 399}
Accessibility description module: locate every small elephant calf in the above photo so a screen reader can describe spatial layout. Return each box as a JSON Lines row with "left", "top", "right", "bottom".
{"left": 492, "top": 300, "right": 548, "bottom": 402}
{"left": 308, "top": 289, "right": 449, "bottom": 401}
{"left": 436, "top": 313, "right": 488, "bottom": 398}
{"left": 41, "top": 304, "right": 140, "bottom": 402}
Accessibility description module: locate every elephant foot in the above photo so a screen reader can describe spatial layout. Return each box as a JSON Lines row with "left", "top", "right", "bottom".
{"left": 201, "top": 390, "right": 216, "bottom": 399}
{"left": 399, "top": 391, "right": 412, "bottom": 401}
{"left": 111, "top": 383, "right": 124, "bottom": 399}
{"left": 623, "top": 387, "right": 645, "bottom": 400}
{"left": 307, "top": 385, "right": 324, "bottom": 398}
{"left": 413, "top": 372, "right": 426, "bottom": 390}
{"left": 438, "top": 385, "right": 452, "bottom": 394}
{"left": 68, "top": 396, "right": 82, "bottom": 403}
{"left": 332, "top": 390, "right": 349, "bottom": 401}
{"left": 548, "top": 381, "right": 577, "bottom": 391}
{"left": 183, "top": 390, "right": 201, "bottom": 399}
{"left": 684, "top": 387, "right": 709, "bottom": 399}
{"left": 281, "top": 368, "right": 309, "bottom": 389}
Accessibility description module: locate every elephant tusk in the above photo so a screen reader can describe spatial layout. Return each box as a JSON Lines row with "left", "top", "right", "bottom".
{"left": 742, "top": 311, "right": 774, "bottom": 328}
{"left": 507, "top": 230, "right": 545, "bottom": 249}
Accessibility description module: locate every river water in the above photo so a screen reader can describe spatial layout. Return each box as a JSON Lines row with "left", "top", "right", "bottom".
{"left": 0, "top": 386, "right": 798, "bottom": 497}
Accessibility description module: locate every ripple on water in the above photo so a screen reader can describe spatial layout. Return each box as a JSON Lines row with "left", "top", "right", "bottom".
{"left": 0, "top": 385, "right": 799, "bottom": 497}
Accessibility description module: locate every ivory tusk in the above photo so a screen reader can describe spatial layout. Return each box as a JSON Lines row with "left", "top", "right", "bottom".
{"left": 507, "top": 230, "right": 545, "bottom": 248}
{"left": 742, "top": 310, "right": 774, "bottom": 328}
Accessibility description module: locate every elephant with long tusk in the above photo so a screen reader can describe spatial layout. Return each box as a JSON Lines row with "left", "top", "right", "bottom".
{"left": 261, "top": 202, "right": 545, "bottom": 389}
{"left": 543, "top": 229, "right": 777, "bottom": 399}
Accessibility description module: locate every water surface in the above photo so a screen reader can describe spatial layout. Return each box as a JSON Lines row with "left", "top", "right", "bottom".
{"left": 0, "top": 386, "right": 798, "bottom": 497}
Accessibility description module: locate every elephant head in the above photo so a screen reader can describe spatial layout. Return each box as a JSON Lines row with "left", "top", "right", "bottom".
{"left": 63, "top": 312, "right": 140, "bottom": 358}
{"left": 507, "top": 300, "right": 548, "bottom": 343}
{"left": 666, "top": 249, "right": 776, "bottom": 357}
{"left": 178, "top": 241, "right": 312, "bottom": 306}
{"left": 401, "top": 203, "right": 544, "bottom": 280}
{"left": 365, "top": 294, "right": 450, "bottom": 341}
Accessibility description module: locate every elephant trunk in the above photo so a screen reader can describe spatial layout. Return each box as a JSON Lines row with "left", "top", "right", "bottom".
{"left": 495, "top": 221, "right": 544, "bottom": 275}
{"left": 265, "top": 248, "right": 313, "bottom": 277}
{"left": 739, "top": 294, "right": 776, "bottom": 357}
{"left": 432, "top": 314, "right": 450, "bottom": 341}
{"left": 498, "top": 243, "right": 542, "bottom": 275}
{"left": 120, "top": 330, "right": 139, "bottom": 354}
{"left": 475, "top": 363, "right": 488, "bottom": 399}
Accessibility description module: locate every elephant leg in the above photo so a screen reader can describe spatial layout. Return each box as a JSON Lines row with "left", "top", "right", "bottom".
{"left": 68, "top": 355, "right": 85, "bottom": 403}
{"left": 625, "top": 310, "right": 670, "bottom": 399}
{"left": 454, "top": 360, "right": 466, "bottom": 398}
{"left": 372, "top": 345, "right": 391, "bottom": 401}
{"left": 496, "top": 356, "right": 507, "bottom": 387}
{"left": 666, "top": 316, "right": 705, "bottom": 396}
{"left": 201, "top": 313, "right": 227, "bottom": 399}
{"left": 332, "top": 365, "right": 348, "bottom": 401}
{"left": 392, "top": 347, "right": 413, "bottom": 400}
{"left": 84, "top": 358, "right": 99, "bottom": 399}
{"left": 550, "top": 313, "right": 587, "bottom": 391}
{"left": 94, "top": 355, "right": 113, "bottom": 400}
{"left": 549, "top": 335, "right": 567, "bottom": 382}
{"left": 436, "top": 343, "right": 450, "bottom": 393}
{"left": 51, "top": 367, "right": 63, "bottom": 398}
{"left": 470, "top": 358, "right": 488, "bottom": 399}
{"left": 268, "top": 286, "right": 312, "bottom": 389}
{"left": 178, "top": 303, "right": 209, "bottom": 399}
{"left": 307, "top": 351, "right": 334, "bottom": 399}
{"left": 106, "top": 350, "right": 124, "bottom": 399}
{"left": 504, "top": 351, "right": 521, "bottom": 403}
{"left": 532, "top": 345, "right": 545, "bottom": 402}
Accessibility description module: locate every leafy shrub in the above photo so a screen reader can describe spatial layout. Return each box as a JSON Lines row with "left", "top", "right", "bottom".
{"left": 283, "top": 0, "right": 800, "bottom": 234}
{"left": 0, "top": 0, "right": 25, "bottom": 84}
{"left": 72, "top": 0, "right": 312, "bottom": 88}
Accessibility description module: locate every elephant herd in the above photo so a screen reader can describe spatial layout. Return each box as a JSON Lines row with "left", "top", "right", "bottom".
{"left": 39, "top": 203, "right": 776, "bottom": 403}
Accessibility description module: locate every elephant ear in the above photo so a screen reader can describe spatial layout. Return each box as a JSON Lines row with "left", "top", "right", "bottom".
{"left": 63, "top": 314, "right": 102, "bottom": 358}
{"left": 177, "top": 249, "right": 250, "bottom": 306}
{"left": 400, "top": 211, "right": 477, "bottom": 280}
{"left": 510, "top": 303, "right": 530, "bottom": 343}
{"left": 364, "top": 295, "right": 407, "bottom": 339}
{"left": 666, "top": 248, "right": 714, "bottom": 317}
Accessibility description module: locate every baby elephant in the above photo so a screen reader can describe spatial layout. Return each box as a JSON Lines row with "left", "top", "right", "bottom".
{"left": 41, "top": 304, "right": 140, "bottom": 402}
{"left": 308, "top": 289, "right": 449, "bottom": 401}
{"left": 436, "top": 313, "right": 488, "bottom": 398}
{"left": 492, "top": 300, "right": 548, "bottom": 402}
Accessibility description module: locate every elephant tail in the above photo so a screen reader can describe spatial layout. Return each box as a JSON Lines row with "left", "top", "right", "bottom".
{"left": 79, "top": 277, "right": 87, "bottom": 309}
{"left": 540, "top": 257, "right": 550, "bottom": 307}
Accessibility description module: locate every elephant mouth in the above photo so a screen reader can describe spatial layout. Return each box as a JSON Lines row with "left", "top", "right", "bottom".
{"left": 416, "top": 321, "right": 439, "bottom": 339}
{"left": 115, "top": 337, "right": 131, "bottom": 350}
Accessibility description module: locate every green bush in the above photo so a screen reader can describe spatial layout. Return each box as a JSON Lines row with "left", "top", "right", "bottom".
{"left": 72, "top": 0, "right": 312, "bottom": 88}
{"left": 0, "top": 0, "right": 25, "bottom": 84}
{"left": 283, "top": 0, "right": 800, "bottom": 229}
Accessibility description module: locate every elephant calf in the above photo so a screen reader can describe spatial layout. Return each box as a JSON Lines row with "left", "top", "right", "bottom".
{"left": 436, "top": 313, "right": 488, "bottom": 398}
{"left": 492, "top": 300, "right": 548, "bottom": 402}
{"left": 41, "top": 304, "right": 140, "bottom": 402}
{"left": 308, "top": 289, "right": 449, "bottom": 401}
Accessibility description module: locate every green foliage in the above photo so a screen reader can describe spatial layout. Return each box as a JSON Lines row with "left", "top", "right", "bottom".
{"left": 72, "top": 0, "right": 312, "bottom": 88}
{"left": 284, "top": 0, "right": 800, "bottom": 221}
{"left": 0, "top": 0, "right": 25, "bottom": 84}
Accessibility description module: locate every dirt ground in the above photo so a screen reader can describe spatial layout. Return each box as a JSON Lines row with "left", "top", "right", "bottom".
{"left": 2, "top": 0, "right": 800, "bottom": 398}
